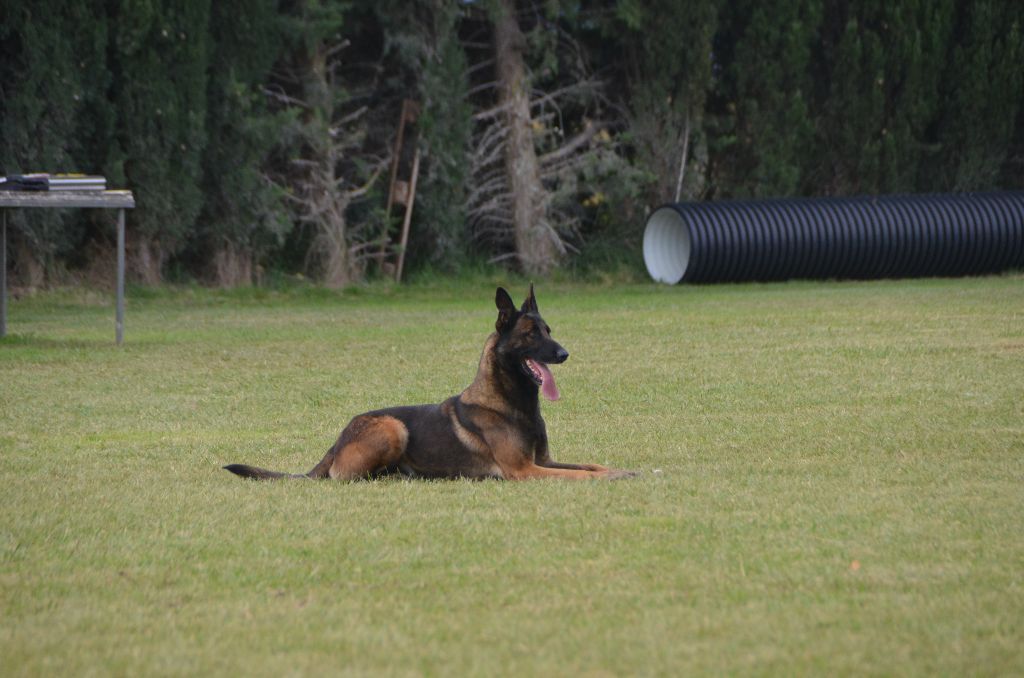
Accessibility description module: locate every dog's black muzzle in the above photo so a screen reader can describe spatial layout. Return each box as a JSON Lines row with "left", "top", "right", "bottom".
{"left": 542, "top": 342, "right": 569, "bottom": 365}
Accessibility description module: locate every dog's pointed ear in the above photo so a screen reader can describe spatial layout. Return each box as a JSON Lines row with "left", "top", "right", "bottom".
{"left": 495, "top": 287, "right": 516, "bottom": 332}
{"left": 520, "top": 283, "right": 538, "bottom": 313}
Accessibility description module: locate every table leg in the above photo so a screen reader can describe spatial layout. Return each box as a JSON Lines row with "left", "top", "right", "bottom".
{"left": 116, "top": 208, "right": 125, "bottom": 345}
{"left": 1, "top": 210, "right": 6, "bottom": 338}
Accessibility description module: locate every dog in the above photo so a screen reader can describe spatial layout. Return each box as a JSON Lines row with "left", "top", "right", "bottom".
{"left": 225, "top": 285, "right": 634, "bottom": 481}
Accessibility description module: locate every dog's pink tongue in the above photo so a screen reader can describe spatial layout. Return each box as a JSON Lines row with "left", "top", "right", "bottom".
{"left": 536, "top": 361, "right": 560, "bottom": 401}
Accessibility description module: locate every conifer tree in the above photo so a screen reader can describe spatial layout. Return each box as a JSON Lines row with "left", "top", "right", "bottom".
{"left": 614, "top": 0, "right": 716, "bottom": 206}
{"left": 934, "top": 1, "right": 1024, "bottom": 190}
{"left": 876, "top": 0, "right": 955, "bottom": 192}
{"left": 0, "top": 1, "right": 111, "bottom": 284}
{"left": 109, "top": 0, "right": 212, "bottom": 283}
{"left": 711, "top": 0, "right": 819, "bottom": 197}
{"left": 407, "top": 4, "right": 473, "bottom": 270}
{"left": 269, "top": 0, "right": 388, "bottom": 286}
{"left": 196, "top": 0, "right": 288, "bottom": 286}
{"left": 814, "top": 3, "right": 887, "bottom": 194}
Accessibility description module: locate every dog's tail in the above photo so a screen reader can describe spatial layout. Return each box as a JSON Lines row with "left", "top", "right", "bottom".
{"left": 224, "top": 447, "right": 336, "bottom": 480}
{"left": 223, "top": 464, "right": 309, "bottom": 480}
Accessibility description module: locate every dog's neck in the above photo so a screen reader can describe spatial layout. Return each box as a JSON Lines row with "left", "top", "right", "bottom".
{"left": 460, "top": 333, "right": 539, "bottom": 418}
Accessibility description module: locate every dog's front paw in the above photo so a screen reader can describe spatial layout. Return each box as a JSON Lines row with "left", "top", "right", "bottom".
{"left": 602, "top": 468, "right": 639, "bottom": 480}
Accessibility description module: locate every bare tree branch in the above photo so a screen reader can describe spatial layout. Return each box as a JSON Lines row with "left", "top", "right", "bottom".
{"left": 263, "top": 85, "right": 309, "bottom": 109}
{"left": 341, "top": 158, "right": 389, "bottom": 199}
{"left": 539, "top": 120, "right": 607, "bottom": 167}
{"left": 674, "top": 111, "right": 691, "bottom": 203}
{"left": 328, "top": 105, "right": 369, "bottom": 137}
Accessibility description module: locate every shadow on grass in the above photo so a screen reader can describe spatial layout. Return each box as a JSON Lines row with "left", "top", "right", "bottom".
{"left": 0, "top": 332, "right": 174, "bottom": 351}
{"left": 0, "top": 332, "right": 115, "bottom": 349}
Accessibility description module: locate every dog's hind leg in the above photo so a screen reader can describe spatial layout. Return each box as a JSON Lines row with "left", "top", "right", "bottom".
{"left": 326, "top": 415, "right": 409, "bottom": 480}
{"left": 305, "top": 446, "right": 338, "bottom": 479}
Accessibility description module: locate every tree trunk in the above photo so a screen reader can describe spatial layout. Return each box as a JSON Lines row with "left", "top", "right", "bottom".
{"left": 130, "top": 232, "right": 164, "bottom": 286}
{"left": 12, "top": 239, "right": 45, "bottom": 290}
{"left": 211, "top": 242, "right": 254, "bottom": 288}
{"left": 493, "top": 0, "right": 561, "bottom": 276}
{"left": 302, "top": 38, "right": 352, "bottom": 288}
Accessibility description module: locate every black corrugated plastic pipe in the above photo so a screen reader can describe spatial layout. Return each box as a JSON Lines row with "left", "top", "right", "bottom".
{"left": 643, "top": 192, "right": 1024, "bottom": 284}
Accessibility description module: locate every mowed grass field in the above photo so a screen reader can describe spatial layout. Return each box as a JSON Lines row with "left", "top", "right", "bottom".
{"left": 1, "top": 275, "right": 1022, "bottom": 676}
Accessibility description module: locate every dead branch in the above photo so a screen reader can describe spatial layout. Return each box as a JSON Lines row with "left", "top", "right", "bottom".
{"left": 465, "top": 58, "right": 496, "bottom": 77}
{"left": 673, "top": 110, "right": 691, "bottom": 203}
{"left": 328, "top": 105, "right": 369, "bottom": 137}
{"left": 539, "top": 120, "right": 607, "bottom": 167}
{"left": 340, "top": 158, "right": 389, "bottom": 199}
{"left": 473, "top": 78, "right": 602, "bottom": 122}
{"left": 324, "top": 38, "right": 351, "bottom": 62}
{"left": 263, "top": 85, "right": 309, "bottom": 109}
{"left": 466, "top": 80, "right": 500, "bottom": 98}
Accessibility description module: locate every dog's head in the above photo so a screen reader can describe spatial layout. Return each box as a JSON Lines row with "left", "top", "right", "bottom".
{"left": 494, "top": 284, "right": 568, "bottom": 401}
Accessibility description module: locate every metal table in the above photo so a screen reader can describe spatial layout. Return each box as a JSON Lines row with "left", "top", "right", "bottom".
{"left": 1, "top": 190, "right": 136, "bottom": 344}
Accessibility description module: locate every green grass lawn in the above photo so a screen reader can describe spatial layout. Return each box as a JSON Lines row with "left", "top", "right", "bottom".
{"left": 1, "top": 275, "right": 1022, "bottom": 676}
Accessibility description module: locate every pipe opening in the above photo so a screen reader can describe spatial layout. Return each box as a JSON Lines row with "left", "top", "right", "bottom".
{"left": 643, "top": 207, "right": 691, "bottom": 284}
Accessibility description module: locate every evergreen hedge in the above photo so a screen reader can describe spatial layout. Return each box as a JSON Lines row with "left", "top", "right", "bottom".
{"left": 1, "top": 0, "right": 1020, "bottom": 284}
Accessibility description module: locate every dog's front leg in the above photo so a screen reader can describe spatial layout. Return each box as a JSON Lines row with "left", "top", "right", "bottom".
{"left": 504, "top": 462, "right": 637, "bottom": 480}
{"left": 505, "top": 462, "right": 610, "bottom": 480}
{"left": 538, "top": 457, "right": 610, "bottom": 473}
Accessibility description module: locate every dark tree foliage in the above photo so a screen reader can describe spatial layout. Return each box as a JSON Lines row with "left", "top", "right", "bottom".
{"left": 109, "top": 0, "right": 212, "bottom": 283}
{"left": 0, "top": 1, "right": 111, "bottom": 284}
{"left": 932, "top": 1, "right": 1024, "bottom": 191}
{"left": 875, "top": 0, "right": 955, "bottom": 192}
{"left": 709, "top": 0, "right": 820, "bottom": 197}
{"left": 193, "top": 0, "right": 289, "bottom": 286}
{"left": 0, "top": 0, "right": 1021, "bottom": 285}
{"left": 614, "top": 0, "right": 717, "bottom": 204}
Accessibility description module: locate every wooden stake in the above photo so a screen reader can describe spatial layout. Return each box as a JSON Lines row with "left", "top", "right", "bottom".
{"left": 394, "top": 148, "right": 421, "bottom": 283}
